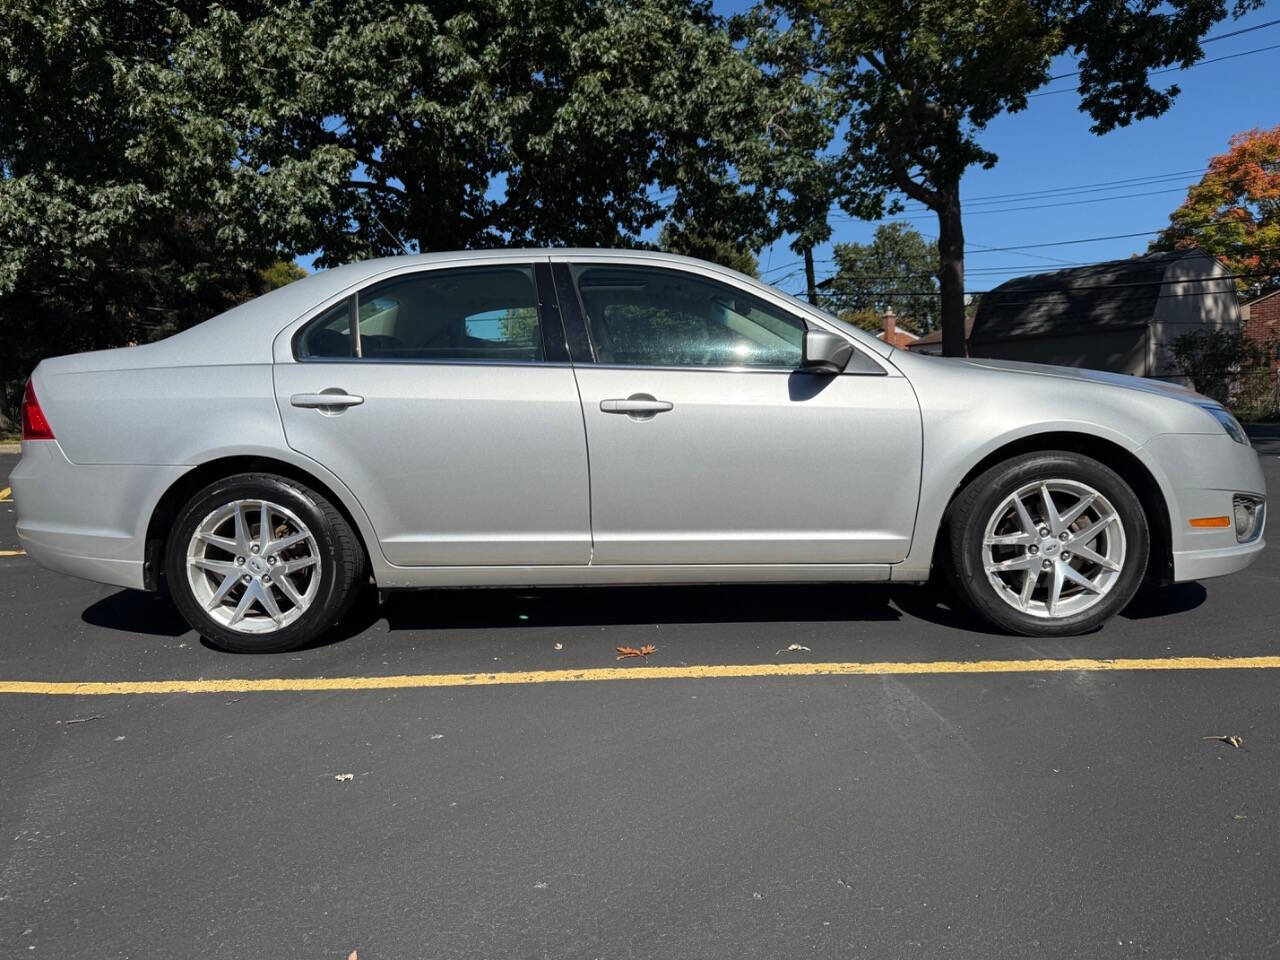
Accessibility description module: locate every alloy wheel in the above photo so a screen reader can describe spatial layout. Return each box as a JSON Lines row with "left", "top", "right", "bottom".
{"left": 185, "top": 499, "right": 321, "bottom": 634}
{"left": 981, "top": 479, "right": 1126, "bottom": 619}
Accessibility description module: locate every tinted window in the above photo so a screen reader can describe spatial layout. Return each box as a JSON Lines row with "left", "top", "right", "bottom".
{"left": 571, "top": 265, "right": 805, "bottom": 368}
{"left": 297, "top": 265, "right": 542, "bottom": 361}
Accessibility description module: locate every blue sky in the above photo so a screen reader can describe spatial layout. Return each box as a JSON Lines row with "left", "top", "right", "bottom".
{"left": 301, "top": 4, "right": 1278, "bottom": 297}
{"left": 744, "top": 3, "right": 1280, "bottom": 296}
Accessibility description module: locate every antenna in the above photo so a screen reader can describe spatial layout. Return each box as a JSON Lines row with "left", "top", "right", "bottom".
{"left": 369, "top": 210, "right": 411, "bottom": 256}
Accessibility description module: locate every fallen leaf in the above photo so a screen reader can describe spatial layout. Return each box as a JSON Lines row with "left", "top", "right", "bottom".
{"left": 334, "top": 773, "right": 354, "bottom": 782}
{"left": 348, "top": 952, "right": 358, "bottom": 960}
{"left": 554, "top": 642, "right": 563, "bottom": 651}
{"left": 1233, "top": 814, "right": 1248, "bottom": 821}
{"left": 776, "top": 643, "right": 811, "bottom": 655}
{"left": 616, "top": 644, "right": 657, "bottom": 661}
{"left": 1201, "top": 735, "right": 1244, "bottom": 749}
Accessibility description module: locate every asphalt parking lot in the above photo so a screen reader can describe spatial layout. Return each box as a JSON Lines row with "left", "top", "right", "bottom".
{"left": 2, "top": 433, "right": 1279, "bottom": 959}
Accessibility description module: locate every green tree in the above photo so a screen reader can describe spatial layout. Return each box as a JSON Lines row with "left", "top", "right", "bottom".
{"left": 658, "top": 220, "right": 760, "bottom": 277}
{"left": 183, "top": 0, "right": 775, "bottom": 263}
{"left": 262, "top": 261, "right": 308, "bottom": 290}
{"left": 1172, "top": 328, "right": 1266, "bottom": 406}
{"left": 1151, "top": 125, "right": 1280, "bottom": 295}
{"left": 744, "top": 0, "right": 1262, "bottom": 356}
{"left": 822, "top": 222, "right": 938, "bottom": 332}
{"left": 0, "top": 1, "right": 316, "bottom": 417}
{"left": 0, "top": 0, "right": 777, "bottom": 420}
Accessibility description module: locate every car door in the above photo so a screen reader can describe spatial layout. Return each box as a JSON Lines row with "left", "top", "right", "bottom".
{"left": 274, "top": 260, "right": 591, "bottom": 567}
{"left": 554, "top": 259, "right": 922, "bottom": 565}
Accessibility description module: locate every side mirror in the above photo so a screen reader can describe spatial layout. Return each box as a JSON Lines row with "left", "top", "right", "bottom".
{"left": 800, "top": 330, "right": 853, "bottom": 374}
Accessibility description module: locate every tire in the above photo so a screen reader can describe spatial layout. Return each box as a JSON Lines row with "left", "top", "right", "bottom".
{"left": 945, "top": 451, "right": 1150, "bottom": 636}
{"left": 165, "top": 473, "right": 363, "bottom": 653}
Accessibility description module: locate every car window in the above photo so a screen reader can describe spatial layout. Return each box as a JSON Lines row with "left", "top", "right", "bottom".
{"left": 296, "top": 265, "right": 543, "bottom": 362}
{"left": 570, "top": 264, "right": 805, "bottom": 368}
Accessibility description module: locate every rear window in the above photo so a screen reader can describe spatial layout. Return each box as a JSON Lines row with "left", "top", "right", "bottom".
{"left": 296, "top": 265, "right": 542, "bottom": 362}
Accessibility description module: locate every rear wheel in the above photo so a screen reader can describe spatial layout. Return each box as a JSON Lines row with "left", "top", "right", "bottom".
{"left": 165, "top": 473, "right": 363, "bottom": 653}
{"left": 946, "top": 452, "right": 1150, "bottom": 636}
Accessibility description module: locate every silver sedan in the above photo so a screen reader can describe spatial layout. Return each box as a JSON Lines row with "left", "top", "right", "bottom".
{"left": 11, "top": 250, "right": 1267, "bottom": 652}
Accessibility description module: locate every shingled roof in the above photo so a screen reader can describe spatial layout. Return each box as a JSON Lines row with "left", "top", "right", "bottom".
{"left": 970, "top": 248, "right": 1222, "bottom": 343}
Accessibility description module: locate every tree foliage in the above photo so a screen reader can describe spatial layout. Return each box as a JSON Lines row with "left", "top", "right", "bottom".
{"left": 0, "top": 0, "right": 777, "bottom": 418}
{"left": 744, "top": 0, "right": 1263, "bottom": 356}
{"left": 823, "top": 222, "right": 938, "bottom": 332}
{"left": 1151, "top": 125, "right": 1280, "bottom": 296}
{"left": 658, "top": 220, "right": 760, "bottom": 277}
{"left": 181, "top": 0, "right": 776, "bottom": 261}
{"left": 1171, "top": 327, "right": 1267, "bottom": 406}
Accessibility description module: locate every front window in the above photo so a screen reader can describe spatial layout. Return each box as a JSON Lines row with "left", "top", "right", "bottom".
{"left": 570, "top": 264, "right": 805, "bottom": 369}
{"left": 296, "top": 265, "right": 543, "bottom": 361}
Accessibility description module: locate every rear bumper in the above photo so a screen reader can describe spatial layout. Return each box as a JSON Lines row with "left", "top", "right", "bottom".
{"left": 11, "top": 440, "right": 185, "bottom": 591}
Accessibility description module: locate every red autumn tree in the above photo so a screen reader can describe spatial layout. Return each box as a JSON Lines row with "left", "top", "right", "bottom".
{"left": 1151, "top": 125, "right": 1280, "bottom": 295}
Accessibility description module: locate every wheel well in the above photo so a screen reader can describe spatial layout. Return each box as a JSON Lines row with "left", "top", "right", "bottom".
{"left": 143, "top": 456, "right": 372, "bottom": 591}
{"left": 941, "top": 432, "right": 1173, "bottom": 583}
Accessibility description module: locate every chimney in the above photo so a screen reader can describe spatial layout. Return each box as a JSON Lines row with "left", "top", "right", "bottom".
{"left": 881, "top": 307, "right": 897, "bottom": 344}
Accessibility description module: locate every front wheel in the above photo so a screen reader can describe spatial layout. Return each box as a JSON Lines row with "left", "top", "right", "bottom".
{"left": 946, "top": 452, "right": 1150, "bottom": 636}
{"left": 165, "top": 473, "right": 363, "bottom": 653}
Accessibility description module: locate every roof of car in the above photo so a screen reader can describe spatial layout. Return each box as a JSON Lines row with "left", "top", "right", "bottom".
{"left": 42, "top": 249, "right": 893, "bottom": 372}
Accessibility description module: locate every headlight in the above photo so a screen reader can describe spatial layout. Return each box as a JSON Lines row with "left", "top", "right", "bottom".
{"left": 1200, "top": 404, "right": 1249, "bottom": 445}
{"left": 1233, "top": 495, "right": 1265, "bottom": 543}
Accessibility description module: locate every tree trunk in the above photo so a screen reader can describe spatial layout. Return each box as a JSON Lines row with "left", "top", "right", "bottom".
{"left": 936, "top": 180, "right": 966, "bottom": 357}
{"left": 804, "top": 246, "right": 818, "bottom": 306}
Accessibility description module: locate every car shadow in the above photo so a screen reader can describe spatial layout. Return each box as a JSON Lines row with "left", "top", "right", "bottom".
{"left": 81, "top": 589, "right": 192, "bottom": 638}
{"left": 1120, "top": 581, "right": 1207, "bottom": 620}
{"left": 373, "top": 581, "right": 1014, "bottom": 639}
{"left": 82, "top": 577, "right": 1209, "bottom": 652}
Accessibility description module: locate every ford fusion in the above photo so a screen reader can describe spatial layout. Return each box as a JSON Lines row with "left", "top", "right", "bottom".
{"left": 11, "top": 250, "right": 1267, "bottom": 652}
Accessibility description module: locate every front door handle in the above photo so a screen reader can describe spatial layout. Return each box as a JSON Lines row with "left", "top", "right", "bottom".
{"left": 290, "top": 391, "right": 364, "bottom": 409}
{"left": 600, "top": 396, "right": 674, "bottom": 416}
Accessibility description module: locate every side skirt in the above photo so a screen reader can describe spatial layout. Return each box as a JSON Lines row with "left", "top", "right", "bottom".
{"left": 373, "top": 563, "right": 894, "bottom": 590}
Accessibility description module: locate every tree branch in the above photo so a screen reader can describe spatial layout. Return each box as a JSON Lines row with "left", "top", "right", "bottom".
{"left": 344, "top": 179, "right": 406, "bottom": 197}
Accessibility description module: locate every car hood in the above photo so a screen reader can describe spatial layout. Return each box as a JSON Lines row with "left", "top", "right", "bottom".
{"left": 954, "top": 357, "right": 1210, "bottom": 404}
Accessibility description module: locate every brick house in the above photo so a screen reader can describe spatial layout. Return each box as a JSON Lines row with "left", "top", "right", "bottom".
{"left": 1241, "top": 288, "right": 1280, "bottom": 378}
{"left": 874, "top": 308, "right": 920, "bottom": 350}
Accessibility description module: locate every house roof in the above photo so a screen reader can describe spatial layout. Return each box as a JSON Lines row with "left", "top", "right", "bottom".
{"left": 970, "top": 248, "right": 1225, "bottom": 343}
{"left": 910, "top": 316, "right": 975, "bottom": 348}
{"left": 875, "top": 328, "right": 919, "bottom": 349}
{"left": 1242, "top": 287, "right": 1280, "bottom": 307}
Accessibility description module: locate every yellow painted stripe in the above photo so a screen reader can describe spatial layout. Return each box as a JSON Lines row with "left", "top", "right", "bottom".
{"left": 3, "top": 656, "right": 1280, "bottom": 696}
{"left": 0, "top": 549, "right": 25, "bottom": 558}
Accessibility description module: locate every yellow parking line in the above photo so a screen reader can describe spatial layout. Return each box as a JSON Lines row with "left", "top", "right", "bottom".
{"left": 0, "top": 549, "right": 24, "bottom": 558}
{"left": 3, "top": 655, "right": 1280, "bottom": 696}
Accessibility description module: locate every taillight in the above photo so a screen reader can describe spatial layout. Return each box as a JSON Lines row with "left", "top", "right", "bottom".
{"left": 21, "top": 379, "right": 55, "bottom": 441}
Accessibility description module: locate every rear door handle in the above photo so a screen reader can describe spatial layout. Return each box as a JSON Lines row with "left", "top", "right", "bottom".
{"left": 290, "top": 391, "right": 364, "bottom": 409}
{"left": 600, "top": 397, "right": 673, "bottom": 415}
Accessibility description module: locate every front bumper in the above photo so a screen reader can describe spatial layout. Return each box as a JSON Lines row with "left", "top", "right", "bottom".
{"left": 1141, "top": 433, "right": 1267, "bottom": 583}
{"left": 11, "top": 440, "right": 186, "bottom": 590}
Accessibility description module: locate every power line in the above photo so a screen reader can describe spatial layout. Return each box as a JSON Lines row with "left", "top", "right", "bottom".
{"left": 834, "top": 184, "right": 1194, "bottom": 221}
{"left": 906, "top": 169, "right": 1205, "bottom": 210}
{"left": 787, "top": 270, "right": 1274, "bottom": 300}
{"left": 963, "top": 219, "right": 1273, "bottom": 253}
{"left": 1031, "top": 41, "right": 1280, "bottom": 97}
{"left": 1198, "top": 16, "right": 1280, "bottom": 44}
{"left": 1045, "top": 17, "right": 1280, "bottom": 81}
